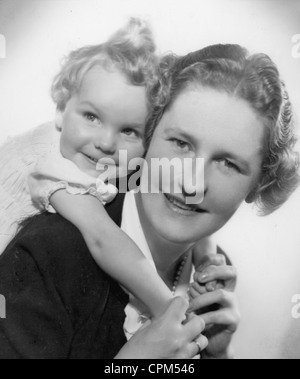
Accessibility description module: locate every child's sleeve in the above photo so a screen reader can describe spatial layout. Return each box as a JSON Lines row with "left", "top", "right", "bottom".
{"left": 28, "top": 148, "right": 118, "bottom": 213}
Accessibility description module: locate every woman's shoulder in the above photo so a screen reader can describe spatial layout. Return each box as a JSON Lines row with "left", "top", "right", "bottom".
{"left": 16, "top": 212, "right": 86, "bottom": 253}
{"left": 8, "top": 213, "right": 110, "bottom": 287}
{"left": 0, "top": 212, "right": 124, "bottom": 335}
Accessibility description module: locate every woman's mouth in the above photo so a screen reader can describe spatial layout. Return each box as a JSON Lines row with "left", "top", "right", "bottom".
{"left": 164, "top": 193, "right": 208, "bottom": 216}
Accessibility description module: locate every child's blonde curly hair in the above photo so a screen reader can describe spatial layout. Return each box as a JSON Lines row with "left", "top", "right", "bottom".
{"left": 146, "top": 44, "right": 300, "bottom": 215}
{"left": 51, "top": 18, "right": 159, "bottom": 114}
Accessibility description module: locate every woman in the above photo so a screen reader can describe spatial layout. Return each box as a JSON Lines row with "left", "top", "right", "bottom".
{"left": 0, "top": 44, "right": 298, "bottom": 359}
{"left": 121, "top": 43, "right": 299, "bottom": 357}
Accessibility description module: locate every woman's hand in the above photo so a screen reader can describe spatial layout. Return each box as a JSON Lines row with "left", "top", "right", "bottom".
{"left": 115, "top": 297, "right": 208, "bottom": 359}
{"left": 188, "top": 255, "right": 240, "bottom": 359}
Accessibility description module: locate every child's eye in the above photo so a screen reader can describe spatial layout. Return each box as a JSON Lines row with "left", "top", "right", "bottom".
{"left": 122, "top": 128, "right": 139, "bottom": 138}
{"left": 83, "top": 112, "right": 100, "bottom": 124}
{"left": 216, "top": 159, "right": 241, "bottom": 173}
{"left": 170, "top": 138, "right": 192, "bottom": 153}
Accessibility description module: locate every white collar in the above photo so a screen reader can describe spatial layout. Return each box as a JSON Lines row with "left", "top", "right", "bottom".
{"left": 121, "top": 191, "right": 193, "bottom": 340}
{"left": 121, "top": 191, "right": 156, "bottom": 271}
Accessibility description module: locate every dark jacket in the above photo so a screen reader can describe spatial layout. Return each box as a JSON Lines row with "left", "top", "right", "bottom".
{"left": 0, "top": 193, "right": 129, "bottom": 359}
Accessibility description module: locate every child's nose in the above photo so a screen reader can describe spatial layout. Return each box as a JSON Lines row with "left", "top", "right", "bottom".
{"left": 94, "top": 128, "right": 117, "bottom": 155}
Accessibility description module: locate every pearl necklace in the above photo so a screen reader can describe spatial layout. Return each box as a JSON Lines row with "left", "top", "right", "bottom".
{"left": 172, "top": 253, "right": 189, "bottom": 295}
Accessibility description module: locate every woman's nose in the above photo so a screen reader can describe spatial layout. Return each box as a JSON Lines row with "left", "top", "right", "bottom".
{"left": 94, "top": 127, "right": 117, "bottom": 155}
{"left": 181, "top": 158, "right": 206, "bottom": 205}
{"left": 182, "top": 182, "right": 206, "bottom": 205}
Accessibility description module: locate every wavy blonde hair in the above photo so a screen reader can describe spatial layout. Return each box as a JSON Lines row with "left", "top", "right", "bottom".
{"left": 51, "top": 18, "right": 159, "bottom": 113}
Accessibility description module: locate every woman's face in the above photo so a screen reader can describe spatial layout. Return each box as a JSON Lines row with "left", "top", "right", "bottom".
{"left": 140, "top": 87, "right": 265, "bottom": 244}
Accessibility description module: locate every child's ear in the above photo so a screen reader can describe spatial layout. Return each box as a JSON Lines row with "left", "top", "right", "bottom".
{"left": 55, "top": 110, "right": 64, "bottom": 130}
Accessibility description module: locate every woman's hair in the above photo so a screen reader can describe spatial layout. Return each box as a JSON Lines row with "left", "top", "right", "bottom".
{"left": 146, "top": 44, "right": 300, "bottom": 215}
{"left": 51, "top": 18, "right": 159, "bottom": 113}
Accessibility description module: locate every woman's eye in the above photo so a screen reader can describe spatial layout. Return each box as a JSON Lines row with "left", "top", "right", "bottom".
{"left": 171, "top": 138, "right": 191, "bottom": 152}
{"left": 217, "top": 159, "right": 241, "bottom": 173}
{"left": 83, "top": 112, "right": 100, "bottom": 123}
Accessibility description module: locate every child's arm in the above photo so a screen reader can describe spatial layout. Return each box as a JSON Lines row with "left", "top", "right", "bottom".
{"left": 191, "top": 238, "right": 221, "bottom": 297}
{"left": 50, "top": 190, "right": 173, "bottom": 318}
{"left": 28, "top": 148, "right": 172, "bottom": 318}
{"left": 192, "top": 237, "right": 217, "bottom": 270}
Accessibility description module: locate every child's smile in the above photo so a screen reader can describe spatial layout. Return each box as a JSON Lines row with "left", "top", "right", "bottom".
{"left": 59, "top": 65, "right": 147, "bottom": 178}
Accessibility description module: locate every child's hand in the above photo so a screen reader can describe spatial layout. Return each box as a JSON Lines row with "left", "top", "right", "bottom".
{"left": 189, "top": 254, "right": 236, "bottom": 299}
{"left": 117, "top": 297, "right": 208, "bottom": 359}
{"left": 192, "top": 238, "right": 219, "bottom": 297}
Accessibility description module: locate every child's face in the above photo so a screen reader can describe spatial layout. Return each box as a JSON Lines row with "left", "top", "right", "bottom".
{"left": 59, "top": 66, "right": 148, "bottom": 178}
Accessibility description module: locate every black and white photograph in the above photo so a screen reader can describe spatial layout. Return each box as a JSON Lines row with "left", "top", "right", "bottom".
{"left": 0, "top": 0, "right": 300, "bottom": 360}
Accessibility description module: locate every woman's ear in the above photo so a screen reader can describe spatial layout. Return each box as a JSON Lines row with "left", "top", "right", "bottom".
{"left": 245, "top": 188, "right": 257, "bottom": 204}
{"left": 55, "top": 110, "right": 64, "bottom": 130}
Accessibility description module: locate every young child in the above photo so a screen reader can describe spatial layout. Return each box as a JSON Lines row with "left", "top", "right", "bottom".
{"left": 0, "top": 19, "right": 216, "bottom": 321}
